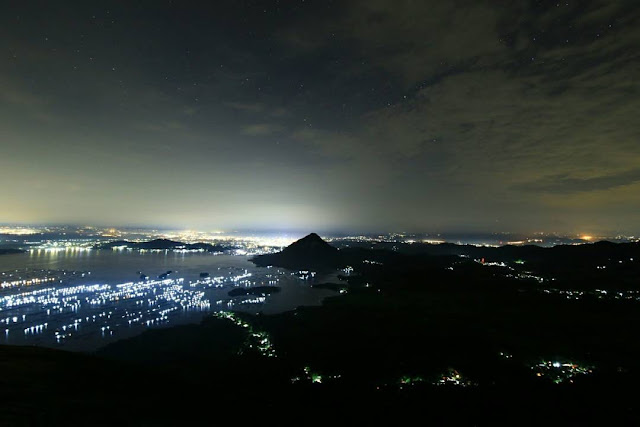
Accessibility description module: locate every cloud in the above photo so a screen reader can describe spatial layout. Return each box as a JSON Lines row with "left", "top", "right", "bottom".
{"left": 516, "top": 169, "right": 640, "bottom": 194}
{"left": 226, "top": 102, "right": 264, "bottom": 113}
{"left": 281, "top": 0, "right": 517, "bottom": 86}
{"left": 288, "top": 1, "right": 640, "bottom": 204}
{"left": 0, "top": 73, "right": 60, "bottom": 124}
{"left": 340, "top": 0, "right": 512, "bottom": 85}
{"left": 241, "top": 123, "right": 283, "bottom": 136}
{"left": 0, "top": 77, "right": 47, "bottom": 107}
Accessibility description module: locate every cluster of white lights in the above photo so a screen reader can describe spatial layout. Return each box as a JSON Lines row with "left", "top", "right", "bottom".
{"left": 542, "top": 288, "right": 640, "bottom": 301}
{"left": 532, "top": 360, "right": 593, "bottom": 384}
{"left": 434, "top": 369, "right": 475, "bottom": 387}
{"left": 0, "top": 272, "right": 273, "bottom": 347}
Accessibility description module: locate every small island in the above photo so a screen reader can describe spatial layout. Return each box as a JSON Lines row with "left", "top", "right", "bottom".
{"left": 0, "top": 248, "right": 25, "bottom": 256}
{"left": 311, "top": 283, "right": 347, "bottom": 292}
{"left": 228, "top": 286, "right": 281, "bottom": 297}
{"left": 95, "top": 239, "right": 229, "bottom": 253}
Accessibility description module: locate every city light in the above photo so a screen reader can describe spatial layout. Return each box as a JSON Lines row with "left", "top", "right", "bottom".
{"left": 531, "top": 360, "right": 593, "bottom": 384}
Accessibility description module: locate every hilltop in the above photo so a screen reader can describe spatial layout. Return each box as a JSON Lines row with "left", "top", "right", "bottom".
{"left": 251, "top": 233, "right": 344, "bottom": 270}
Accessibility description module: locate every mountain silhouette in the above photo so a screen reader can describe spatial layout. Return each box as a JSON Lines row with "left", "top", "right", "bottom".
{"left": 95, "top": 239, "right": 228, "bottom": 252}
{"left": 251, "top": 233, "right": 344, "bottom": 270}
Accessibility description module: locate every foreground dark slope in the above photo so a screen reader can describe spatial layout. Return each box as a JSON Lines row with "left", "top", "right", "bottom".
{"left": 4, "top": 296, "right": 640, "bottom": 425}
{"left": 0, "top": 345, "right": 190, "bottom": 426}
{"left": 0, "top": 321, "right": 289, "bottom": 426}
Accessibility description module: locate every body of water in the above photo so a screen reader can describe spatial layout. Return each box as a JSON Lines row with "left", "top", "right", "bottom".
{"left": 0, "top": 249, "right": 337, "bottom": 351}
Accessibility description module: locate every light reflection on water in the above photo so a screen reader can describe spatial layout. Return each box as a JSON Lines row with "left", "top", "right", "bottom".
{"left": 0, "top": 250, "right": 337, "bottom": 351}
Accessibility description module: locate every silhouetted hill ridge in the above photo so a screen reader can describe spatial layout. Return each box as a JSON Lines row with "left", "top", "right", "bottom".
{"left": 251, "top": 233, "right": 343, "bottom": 270}
{"left": 358, "top": 240, "right": 640, "bottom": 261}
{"left": 95, "top": 239, "right": 228, "bottom": 252}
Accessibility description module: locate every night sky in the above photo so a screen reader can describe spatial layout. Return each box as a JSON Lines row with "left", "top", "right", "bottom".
{"left": 2, "top": 1, "right": 639, "bottom": 234}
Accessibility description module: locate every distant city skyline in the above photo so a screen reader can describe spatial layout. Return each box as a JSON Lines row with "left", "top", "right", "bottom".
{"left": 0, "top": 220, "right": 636, "bottom": 239}
{"left": 0, "top": 223, "right": 634, "bottom": 244}
{"left": 2, "top": 1, "right": 639, "bottom": 233}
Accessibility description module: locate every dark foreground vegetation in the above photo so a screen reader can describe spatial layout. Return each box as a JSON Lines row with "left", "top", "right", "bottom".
{"left": 3, "top": 234, "right": 640, "bottom": 425}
